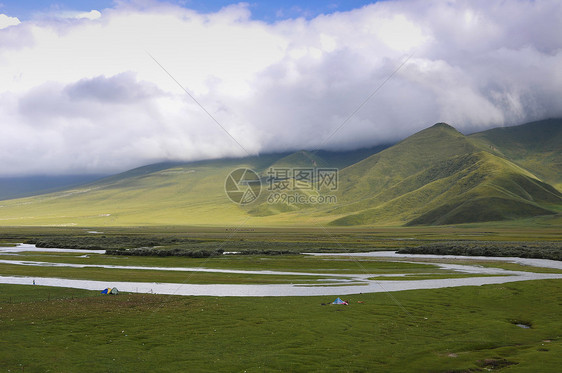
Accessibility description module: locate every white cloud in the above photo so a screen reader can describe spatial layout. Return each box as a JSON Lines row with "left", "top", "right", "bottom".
{"left": 0, "top": 0, "right": 561, "bottom": 175}
{"left": 0, "top": 13, "right": 19, "bottom": 29}
{"left": 58, "top": 10, "right": 102, "bottom": 20}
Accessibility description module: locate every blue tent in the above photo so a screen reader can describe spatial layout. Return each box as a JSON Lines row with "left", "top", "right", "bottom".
{"left": 101, "top": 287, "right": 119, "bottom": 295}
{"left": 331, "top": 297, "right": 348, "bottom": 305}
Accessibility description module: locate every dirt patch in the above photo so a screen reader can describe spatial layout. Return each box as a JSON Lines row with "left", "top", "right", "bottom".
{"left": 476, "top": 358, "right": 517, "bottom": 369}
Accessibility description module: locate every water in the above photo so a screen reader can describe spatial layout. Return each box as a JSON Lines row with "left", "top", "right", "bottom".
{"left": 307, "top": 251, "right": 562, "bottom": 270}
{"left": 1, "top": 270, "right": 559, "bottom": 297}
{"left": 0, "top": 243, "right": 105, "bottom": 254}
{"left": 0, "top": 258, "right": 356, "bottom": 278}
{"left": 1, "top": 245, "right": 561, "bottom": 297}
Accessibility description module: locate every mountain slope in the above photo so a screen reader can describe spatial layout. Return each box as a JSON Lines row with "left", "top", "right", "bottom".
{"left": 469, "top": 118, "right": 562, "bottom": 191}
{"left": 0, "top": 156, "right": 278, "bottom": 226}
{"left": 0, "top": 175, "right": 105, "bottom": 200}
{"left": 326, "top": 123, "right": 561, "bottom": 226}
{"left": 335, "top": 123, "right": 477, "bottom": 204}
{"left": 0, "top": 149, "right": 384, "bottom": 226}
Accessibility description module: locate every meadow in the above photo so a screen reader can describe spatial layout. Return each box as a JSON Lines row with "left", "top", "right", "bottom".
{"left": 1, "top": 280, "right": 561, "bottom": 372}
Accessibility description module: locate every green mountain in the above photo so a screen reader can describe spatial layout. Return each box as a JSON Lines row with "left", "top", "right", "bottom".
{"left": 469, "top": 118, "right": 562, "bottom": 191}
{"left": 0, "top": 120, "right": 560, "bottom": 227}
{"left": 324, "top": 122, "right": 562, "bottom": 226}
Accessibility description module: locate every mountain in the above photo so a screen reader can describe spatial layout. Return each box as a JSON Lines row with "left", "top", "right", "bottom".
{"left": 0, "top": 175, "right": 105, "bottom": 200}
{"left": 324, "top": 122, "right": 561, "bottom": 226}
{"left": 0, "top": 120, "right": 560, "bottom": 227}
{"left": 469, "top": 118, "right": 562, "bottom": 191}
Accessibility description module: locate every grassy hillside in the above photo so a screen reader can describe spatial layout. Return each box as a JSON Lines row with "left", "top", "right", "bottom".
{"left": 329, "top": 154, "right": 560, "bottom": 226}
{"left": 336, "top": 123, "right": 477, "bottom": 200}
{"left": 0, "top": 157, "right": 276, "bottom": 226}
{"left": 334, "top": 123, "right": 475, "bottom": 202}
{"left": 0, "top": 148, "right": 382, "bottom": 226}
{"left": 469, "top": 118, "right": 562, "bottom": 191}
{"left": 327, "top": 123, "right": 561, "bottom": 226}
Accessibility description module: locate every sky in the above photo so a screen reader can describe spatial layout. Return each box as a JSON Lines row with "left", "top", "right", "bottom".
{"left": 0, "top": 0, "right": 561, "bottom": 176}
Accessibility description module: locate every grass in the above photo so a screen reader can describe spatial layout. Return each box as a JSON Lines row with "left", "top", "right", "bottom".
{"left": 332, "top": 151, "right": 560, "bottom": 226}
{"left": 2, "top": 223, "right": 561, "bottom": 249}
{"left": 474, "top": 261, "right": 562, "bottom": 274}
{"left": 469, "top": 118, "right": 562, "bottom": 190}
{"left": 367, "top": 273, "right": 510, "bottom": 281}
{"left": 1, "top": 280, "right": 562, "bottom": 372}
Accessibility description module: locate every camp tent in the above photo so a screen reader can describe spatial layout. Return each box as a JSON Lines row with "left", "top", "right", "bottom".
{"left": 331, "top": 297, "right": 348, "bottom": 305}
{"left": 100, "top": 287, "right": 119, "bottom": 295}
{"left": 101, "top": 287, "right": 119, "bottom": 295}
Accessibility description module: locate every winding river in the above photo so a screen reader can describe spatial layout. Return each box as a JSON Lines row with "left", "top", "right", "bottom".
{"left": 0, "top": 244, "right": 561, "bottom": 297}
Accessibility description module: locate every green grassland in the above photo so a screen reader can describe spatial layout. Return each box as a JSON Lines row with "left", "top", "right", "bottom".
{"left": 1, "top": 280, "right": 561, "bottom": 372}
{"left": 2, "top": 222, "right": 560, "bottom": 254}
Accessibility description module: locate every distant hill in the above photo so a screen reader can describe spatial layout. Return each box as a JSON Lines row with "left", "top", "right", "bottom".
{"left": 0, "top": 175, "right": 106, "bottom": 200}
{"left": 0, "top": 120, "right": 560, "bottom": 227}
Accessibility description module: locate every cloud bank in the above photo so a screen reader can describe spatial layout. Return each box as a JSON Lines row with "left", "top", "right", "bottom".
{"left": 1, "top": 0, "right": 561, "bottom": 175}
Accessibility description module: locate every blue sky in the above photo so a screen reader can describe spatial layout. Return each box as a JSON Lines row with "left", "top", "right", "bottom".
{"left": 0, "top": 0, "right": 379, "bottom": 21}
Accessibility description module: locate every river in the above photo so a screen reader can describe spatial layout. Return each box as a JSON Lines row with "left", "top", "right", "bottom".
{"left": 1, "top": 244, "right": 561, "bottom": 297}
